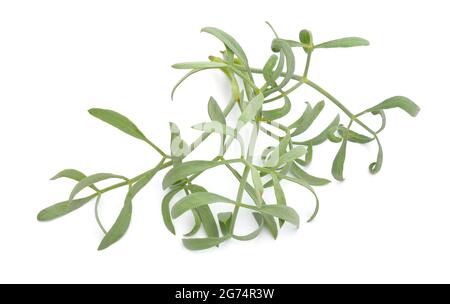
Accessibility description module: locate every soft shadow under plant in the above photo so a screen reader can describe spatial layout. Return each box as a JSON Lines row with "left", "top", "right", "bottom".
{"left": 38, "top": 24, "right": 420, "bottom": 250}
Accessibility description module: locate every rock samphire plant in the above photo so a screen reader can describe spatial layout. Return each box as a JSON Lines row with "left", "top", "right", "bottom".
{"left": 38, "top": 24, "right": 420, "bottom": 250}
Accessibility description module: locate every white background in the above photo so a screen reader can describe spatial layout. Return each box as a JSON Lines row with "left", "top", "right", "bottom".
{"left": 0, "top": 0, "right": 449, "bottom": 284}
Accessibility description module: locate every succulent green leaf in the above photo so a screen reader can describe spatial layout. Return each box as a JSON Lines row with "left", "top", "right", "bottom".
{"left": 291, "top": 101, "right": 325, "bottom": 136}
{"left": 201, "top": 27, "right": 249, "bottom": 68}
{"left": 172, "top": 61, "right": 228, "bottom": 69}
{"left": 365, "top": 96, "right": 420, "bottom": 117}
{"left": 161, "top": 188, "right": 182, "bottom": 235}
{"left": 315, "top": 37, "right": 370, "bottom": 49}
{"left": 182, "top": 237, "right": 228, "bottom": 251}
{"left": 37, "top": 195, "right": 96, "bottom": 221}
{"left": 163, "top": 160, "right": 236, "bottom": 190}
{"left": 369, "top": 138, "right": 384, "bottom": 174}
{"left": 238, "top": 93, "right": 264, "bottom": 127}
{"left": 258, "top": 205, "right": 299, "bottom": 228}
{"left": 207, "top": 97, "right": 226, "bottom": 125}
{"left": 332, "top": 137, "right": 348, "bottom": 181}
{"left": 291, "top": 162, "right": 330, "bottom": 186}
{"left": 171, "top": 192, "right": 235, "bottom": 219}
{"left": 98, "top": 166, "right": 160, "bottom": 250}
{"left": 69, "top": 173, "right": 127, "bottom": 203}
{"left": 51, "top": 169, "right": 99, "bottom": 191}
{"left": 338, "top": 127, "right": 374, "bottom": 144}
{"left": 88, "top": 108, "right": 148, "bottom": 142}
{"left": 262, "top": 97, "right": 291, "bottom": 121}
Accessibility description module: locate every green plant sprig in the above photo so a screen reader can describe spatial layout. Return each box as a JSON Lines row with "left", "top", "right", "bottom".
{"left": 38, "top": 23, "right": 420, "bottom": 251}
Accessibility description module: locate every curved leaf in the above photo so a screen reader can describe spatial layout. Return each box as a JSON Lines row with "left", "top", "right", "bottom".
{"left": 238, "top": 93, "right": 264, "bottom": 127}
{"left": 171, "top": 192, "right": 235, "bottom": 219}
{"left": 201, "top": 27, "right": 249, "bottom": 68}
{"left": 369, "top": 138, "right": 384, "bottom": 174}
{"left": 270, "top": 39, "right": 295, "bottom": 91}
{"left": 172, "top": 61, "right": 227, "bottom": 69}
{"left": 258, "top": 205, "right": 299, "bottom": 228}
{"left": 98, "top": 163, "right": 162, "bottom": 250}
{"left": 291, "top": 101, "right": 325, "bottom": 136}
{"left": 332, "top": 137, "right": 348, "bottom": 181}
{"left": 272, "top": 174, "right": 286, "bottom": 226}
{"left": 189, "top": 184, "right": 219, "bottom": 238}
{"left": 51, "top": 169, "right": 99, "bottom": 191}
{"left": 315, "top": 37, "right": 369, "bottom": 49}
{"left": 163, "top": 160, "right": 237, "bottom": 190}
{"left": 364, "top": 96, "right": 420, "bottom": 117}
{"left": 277, "top": 146, "right": 307, "bottom": 166}
{"left": 289, "top": 102, "right": 312, "bottom": 129}
{"left": 184, "top": 209, "right": 202, "bottom": 237}
{"left": 69, "top": 173, "right": 127, "bottom": 203}
{"left": 161, "top": 188, "right": 182, "bottom": 235}
{"left": 88, "top": 108, "right": 148, "bottom": 142}
{"left": 291, "top": 163, "right": 330, "bottom": 186}
{"left": 297, "top": 115, "right": 340, "bottom": 146}
{"left": 338, "top": 127, "right": 374, "bottom": 144}
{"left": 295, "top": 143, "right": 313, "bottom": 166}
{"left": 207, "top": 97, "right": 226, "bottom": 125}
{"left": 263, "top": 54, "right": 279, "bottom": 87}
{"left": 262, "top": 97, "right": 291, "bottom": 121}
{"left": 37, "top": 195, "right": 96, "bottom": 221}
{"left": 182, "top": 237, "right": 228, "bottom": 251}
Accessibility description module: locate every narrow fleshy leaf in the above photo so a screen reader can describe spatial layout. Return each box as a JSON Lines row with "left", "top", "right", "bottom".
{"left": 291, "top": 101, "right": 325, "bottom": 136}
{"left": 291, "top": 163, "right": 331, "bottom": 186}
{"left": 88, "top": 108, "right": 148, "bottom": 142}
{"left": 295, "top": 143, "right": 313, "bottom": 166}
{"left": 332, "top": 137, "right": 348, "bottom": 181}
{"left": 270, "top": 39, "right": 295, "bottom": 90}
{"left": 98, "top": 166, "right": 160, "bottom": 250}
{"left": 69, "top": 173, "right": 127, "bottom": 203}
{"left": 161, "top": 188, "right": 182, "bottom": 235}
{"left": 277, "top": 146, "right": 307, "bottom": 166}
{"left": 262, "top": 97, "right": 291, "bottom": 121}
{"left": 338, "top": 127, "right": 374, "bottom": 144}
{"left": 365, "top": 96, "right": 420, "bottom": 117}
{"left": 189, "top": 184, "right": 219, "bottom": 238}
{"left": 51, "top": 169, "right": 99, "bottom": 191}
{"left": 232, "top": 213, "right": 264, "bottom": 241}
{"left": 37, "top": 195, "right": 96, "bottom": 221}
{"left": 289, "top": 102, "right": 312, "bottom": 129}
{"left": 297, "top": 115, "right": 340, "bottom": 146}
{"left": 258, "top": 205, "right": 299, "bottom": 228}
{"left": 238, "top": 93, "right": 264, "bottom": 127}
{"left": 202, "top": 27, "right": 249, "bottom": 68}
{"left": 207, "top": 97, "right": 226, "bottom": 125}
{"left": 172, "top": 61, "right": 228, "bottom": 69}
{"left": 184, "top": 209, "right": 202, "bottom": 237}
{"left": 315, "top": 37, "right": 369, "bottom": 49}
{"left": 369, "top": 138, "right": 384, "bottom": 174}
{"left": 182, "top": 237, "right": 228, "bottom": 250}
{"left": 163, "top": 160, "right": 235, "bottom": 190}
{"left": 171, "top": 192, "right": 235, "bottom": 219}
{"left": 272, "top": 174, "right": 286, "bottom": 226}
{"left": 263, "top": 54, "right": 278, "bottom": 87}
{"left": 251, "top": 167, "right": 264, "bottom": 206}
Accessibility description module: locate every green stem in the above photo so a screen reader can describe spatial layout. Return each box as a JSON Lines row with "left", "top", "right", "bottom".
{"left": 144, "top": 139, "right": 168, "bottom": 158}
{"left": 303, "top": 51, "right": 312, "bottom": 78}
